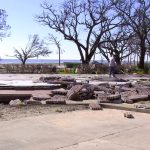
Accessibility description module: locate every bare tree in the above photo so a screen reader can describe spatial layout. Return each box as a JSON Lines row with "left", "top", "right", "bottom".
{"left": 49, "top": 34, "right": 64, "bottom": 66}
{"left": 36, "top": 0, "right": 119, "bottom": 64}
{"left": 0, "top": 9, "right": 10, "bottom": 39}
{"left": 112, "top": 0, "right": 150, "bottom": 69}
{"left": 98, "top": 29, "right": 134, "bottom": 65}
{"left": 14, "top": 34, "right": 52, "bottom": 67}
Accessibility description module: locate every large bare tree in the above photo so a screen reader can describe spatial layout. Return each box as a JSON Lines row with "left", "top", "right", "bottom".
{"left": 112, "top": 0, "right": 150, "bottom": 69}
{"left": 14, "top": 34, "right": 52, "bottom": 66}
{"left": 36, "top": 0, "right": 119, "bottom": 64}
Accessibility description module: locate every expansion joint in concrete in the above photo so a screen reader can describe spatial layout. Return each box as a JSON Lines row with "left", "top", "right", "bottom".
{"left": 55, "top": 125, "right": 144, "bottom": 150}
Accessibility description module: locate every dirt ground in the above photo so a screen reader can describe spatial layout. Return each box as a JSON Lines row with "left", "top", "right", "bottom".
{"left": 0, "top": 104, "right": 88, "bottom": 121}
{"left": 0, "top": 74, "right": 92, "bottom": 121}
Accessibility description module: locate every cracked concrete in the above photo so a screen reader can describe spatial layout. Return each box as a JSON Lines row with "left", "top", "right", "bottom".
{"left": 0, "top": 74, "right": 150, "bottom": 150}
{"left": 0, "top": 109, "right": 150, "bottom": 150}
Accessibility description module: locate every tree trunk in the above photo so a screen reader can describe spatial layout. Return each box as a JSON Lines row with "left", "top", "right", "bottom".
{"left": 21, "top": 60, "right": 26, "bottom": 73}
{"left": 79, "top": 55, "right": 94, "bottom": 74}
{"left": 82, "top": 60, "right": 90, "bottom": 64}
{"left": 138, "top": 42, "right": 146, "bottom": 69}
{"left": 137, "top": 54, "right": 139, "bottom": 65}
{"left": 59, "top": 50, "right": 60, "bottom": 66}
{"left": 82, "top": 54, "right": 91, "bottom": 64}
{"left": 133, "top": 54, "right": 136, "bottom": 65}
{"left": 114, "top": 55, "right": 121, "bottom": 65}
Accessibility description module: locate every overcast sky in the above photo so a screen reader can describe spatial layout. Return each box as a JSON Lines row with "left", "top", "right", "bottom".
{"left": 0, "top": 0, "right": 80, "bottom": 60}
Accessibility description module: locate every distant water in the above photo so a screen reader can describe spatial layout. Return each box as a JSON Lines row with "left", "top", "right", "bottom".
{"left": 0, "top": 59, "right": 81, "bottom": 64}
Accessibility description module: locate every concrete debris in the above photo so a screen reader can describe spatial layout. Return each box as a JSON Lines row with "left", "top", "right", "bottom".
{"left": 32, "top": 94, "right": 51, "bottom": 101}
{"left": 106, "top": 94, "right": 121, "bottom": 101}
{"left": 2, "top": 75, "right": 150, "bottom": 107}
{"left": 134, "top": 104, "right": 150, "bottom": 109}
{"left": 124, "top": 112, "right": 134, "bottom": 119}
{"left": 127, "top": 95, "right": 149, "bottom": 102}
{"left": 51, "top": 89, "right": 68, "bottom": 96}
{"left": 9, "top": 99, "right": 24, "bottom": 106}
{"left": 25, "top": 100, "right": 42, "bottom": 105}
{"left": 39, "top": 76, "right": 76, "bottom": 86}
{"left": 67, "top": 84, "right": 94, "bottom": 100}
{"left": 46, "top": 95, "right": 66, "bottom": 105}
{"left": 89, "top": 103, "right": 102, "bottom": 110}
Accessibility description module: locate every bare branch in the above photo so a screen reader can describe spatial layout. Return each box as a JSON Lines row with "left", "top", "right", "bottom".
{"left": 13, "top": 34, "right": 52, "bottom": 65}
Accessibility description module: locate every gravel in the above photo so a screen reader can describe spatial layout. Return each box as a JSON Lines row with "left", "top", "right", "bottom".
{"left": 0, "top": 104, "right": 88, "bottom": 121}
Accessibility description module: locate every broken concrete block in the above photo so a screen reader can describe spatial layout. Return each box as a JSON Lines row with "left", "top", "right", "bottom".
{"left": 106, "top": 94, "right": 121, "bottom": 101}
{"left": 32, "top": 94, "right": 51, "bottom": 101}
{"left": 128, "top": 95, "right": 149, "bottom": 102}
{"left": 134, "top": 104, "right": 150, "bottom": 109}
{"left": 46, "top": 95, "right": 66, "bottom": 105}
{"left": 51, "top": 89, "right": 68, "bottom": 96}
{"left": 9, "top": 99, "right": 23, "bottom": 106}
{"left": 67, "top": 84, "right": 94, "bottom": 100}
{"left": 94, "top": 91, "right": 105, "bottom": 98}
{"left": 125, "top": 99, "right": 134, "bottom": 104}
{"left": 112, "top": 99, "right": 123, "bottom": 104}
{"left": 124, "top": 112, "right": 134, "bottom": 119}
{"left": 89, "top": 103, "right": 102, "bottom": 110}
{"left": 25, "top": 100, "right": 42, "bottom": 105}
{"left": 67, "top": 84, "right": 84, "bottom": 100}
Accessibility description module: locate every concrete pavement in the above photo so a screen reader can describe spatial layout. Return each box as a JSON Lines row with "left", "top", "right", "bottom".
{"left": 0, "top": 109, "right": 150, "bottom": 150}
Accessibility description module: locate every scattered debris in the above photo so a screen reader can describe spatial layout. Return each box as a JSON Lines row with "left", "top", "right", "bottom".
{"left": 39, "top": 76, "right": 76, "bottom": 87}
{"left": 134, "top": 104, "right": 150, "bottom": 109}
{"left": 1, "top": 75, "right": 150, "bottom": 110}
{"left": 89, "top": 103, "right": 102, "bottom": 110}
{"left": 106, "top": 94, "right": 121, "bottom": 101}
{"left": 50, "top": 89, "right": 68, "bottom": 96}
{"left": 124, "top": 112, "right": 134, "bottom": 119}
{"left": 32, "top": 94, "right": 51, "bottom": 101}
{"left": 127, "top": 95, "right": 149, "bottom": 103}
{"left": 9, "top": 99, "right": 24, "bottom": 106}
{"left": 46, "top": 95, "right": 66, "bottom": 105}
{"left": 25, "top": 99, "right": 42, "bottom": 105}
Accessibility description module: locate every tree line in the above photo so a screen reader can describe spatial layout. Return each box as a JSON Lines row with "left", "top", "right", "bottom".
{"left": 36, "top": 0, "right": 150, "bottom": 69}
{"left": 0, "top": 0, "right": 150, "bottom": 70}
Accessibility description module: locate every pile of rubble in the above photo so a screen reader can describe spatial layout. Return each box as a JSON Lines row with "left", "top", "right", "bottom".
{"left": 39, "top": 76, "right": 76, "bottom": 87}
{"left": 8, "top": 76, "right": 150, "bottom": 109}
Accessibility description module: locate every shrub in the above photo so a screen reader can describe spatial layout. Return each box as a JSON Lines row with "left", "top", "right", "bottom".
{"left": 123, "top": 63, "right": 150, "bottom": 74}
{"left": 0, "top": 64, "right": 58, "bottom": 74}
{"left": 75, "top": 64, "right": 95, "bottom": 74}
{"left": 64, "top": 62, "right": 81, "bottom": 68}
{"left": 95, "top": 63, "right": 108, "bottom": 74}
{"left": 143, "top": 63, "right": 150, "bottom": 74}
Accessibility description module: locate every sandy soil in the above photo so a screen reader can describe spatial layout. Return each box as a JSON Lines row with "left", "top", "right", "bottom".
{"left": 0, "top": 104, "right": 88, "bottom": 121}
{"left": 0, "top": 74, "right": 91, "bottom": 121}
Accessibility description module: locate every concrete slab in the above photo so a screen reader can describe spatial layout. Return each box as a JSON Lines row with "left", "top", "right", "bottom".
{"left": 0, "top": 90, "right": 52, "bottom": 103}
{"left": 101, "top": 103, "right": 150, "bottom": 114}
{"left": 0, "top": 80, "right": 61, "bottom": 90}
{"left": 0, "top": 109, "right": 150, "bottom": 150}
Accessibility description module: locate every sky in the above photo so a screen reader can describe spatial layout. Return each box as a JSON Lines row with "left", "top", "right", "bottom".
{"left": 0, "top": 0, "right": 80, "bottom": 60}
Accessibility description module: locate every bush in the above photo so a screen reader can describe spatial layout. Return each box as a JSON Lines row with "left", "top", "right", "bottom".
{"left": 122, "top": 63, "right": 150, "bottom": 74}
{"left": 63, "top": 62, "right": 81, "bottom": 74}
{"left": 64, "top": 62, "right": 81, "bottom": 68}
{"left": 0, "top": 64, "right": 57, "bottom": 74}
{"left": 95, "top": 63, "right": 108, "bottom": 74}
{"left": 143, "top": 63, "right": 150, "bottom": 74}
{"left": 75, "top": 64, "right": 95, "bottom": 74}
